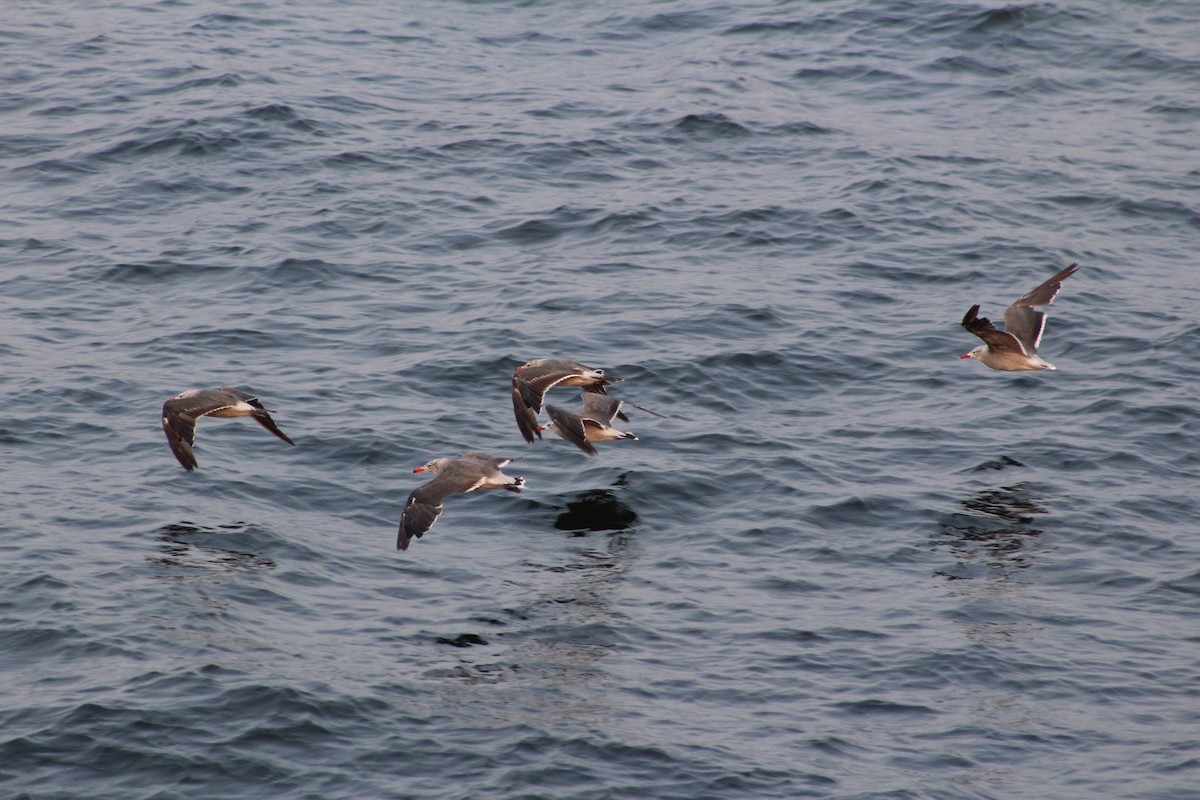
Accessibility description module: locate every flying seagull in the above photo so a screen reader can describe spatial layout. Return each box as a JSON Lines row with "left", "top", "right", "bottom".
{"left": 162, "top": 387, "right": 295, "bottom": 471}
{"left": 398, "top": 452, "right": 525, "bottom": 551}
{"left": 961, "top": 263, "right": 1080, "bottom": 371}
{"left": 511, "top": 358, "right": 625, "bottom": 444}
{"left": 540, "top": 394, "right": 638, "bottom": 456}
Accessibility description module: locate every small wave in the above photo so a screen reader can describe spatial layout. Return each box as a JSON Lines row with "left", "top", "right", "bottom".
{"left": 964, "top": 4, "right": 1060, "bottom": 34}
{"left": 668, "top": 112, "right": 751, "bottom": 139}
{"left": 144, "top": 72, "right": 246, "bottom": 97}
{"left": 924, "top": 54, "right": 1013, "bottom": 76}
{"left": 834, "top": 698, "right": 939, "bottom": 715}
{"left": 490, "top": 204, "right": 656, "bottom": 245}
{"left": 792, "top": 65, "right": 909, "bottom": 84}
{"left": 612, "top": 10, "right": 720, "bottom": 35}
{"left": 144, "top": 327, "right": 290, "bottom": 356}
{"left": 84, "top": 260, "right": 238, "bottom": 287}
{"left": 190, "top": 13, "right": 284, "bottom": 31}
{"left": 725, "top": 19, "right": 817, "bottom": 36}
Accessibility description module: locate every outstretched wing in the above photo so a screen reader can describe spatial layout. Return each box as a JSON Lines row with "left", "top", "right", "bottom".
{"left": 962, "top": 305, "right": 1029, "bottom": 356}
{"left": 1004, "top": 263, "right": 1080, "bottom": 354}
{"left": 516, "top": 367, "right": 575, "bottom": 410}
{"left": 545, "top": 404, "right": 598, "bottom": 456}
{"left": 579, "top": 393, "right": 623, "bottom": 425}
{"left": 397, "top": 490, "right": 443, "bottom": 550}
{"left": 511, "top": 378, "right": 543, "bottom": 443}
{"left": 162, "top": 407, "right": 202, "bottom": 471}
{"left": 242, "top": 396, "right": 296, "bottom": 446}
{"left": 161, "top": 390, "right": 238, "bottom": 471}
{"left": 459, "top": 451, "right": 512, "bottom": 470}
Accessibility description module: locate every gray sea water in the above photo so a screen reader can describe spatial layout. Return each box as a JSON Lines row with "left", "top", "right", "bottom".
{"left": 3, "top": 1, "right": 1199, "bottom": 798}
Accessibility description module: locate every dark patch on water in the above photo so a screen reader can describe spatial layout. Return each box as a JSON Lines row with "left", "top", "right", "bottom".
{"left": 437, "top": 633, "right": 489, "bottom": 648}
{"left": 553, "top": 489, "right": 637, "bottom": 535}
{"left": 933, "top": 481, "right": 1048, "bottom": 580}
{"left": 970, "top": 455, "right": 1024, "bottom": 472}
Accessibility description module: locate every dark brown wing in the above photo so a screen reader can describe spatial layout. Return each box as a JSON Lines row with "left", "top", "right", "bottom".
{"left": 546, "top": 404, "right": 598, "bottom": 456}
{"left": 243, "top": 397, "right": 296, "bottom": 446}
{"left": 161, "top": 390, "right": 238, "bottom": 471}
{"left": 962, "top": 305, "right": 1029, "bottom": 356}
{"left": 516, "top": 366, "right": 576, "bottom": 410}
{"left": 512, "top": 377, "right": 542, "bottom": 443}
{"left": 162, "top": 405, "right": 201, "bottom": 471}
{"left": 512, "top": 363, "right": 578, "bottom": 442}
{"left": 397, "top": 471, "right": 470, "bottom": 550}
{"left": 397, "top": 490, "right": 443, "bottom": 550}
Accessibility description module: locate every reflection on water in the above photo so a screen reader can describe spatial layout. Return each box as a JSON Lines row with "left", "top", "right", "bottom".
{"left": 431, "top": 476, "right": 639, "bottom": 726}
{"left": 140, "top": 522, "right": 281, "bottom": 663}
{"left": 934, "top": 458, "right": 1048, "bottom": 582}
{"left": 149, "top": 521, "right": 277, "bottom": 578}
{"left": 553, "top": 487, "right": 638, "bottom": 536}
{"left": 933, "top": 458, "right": 1057, "bottom": 783}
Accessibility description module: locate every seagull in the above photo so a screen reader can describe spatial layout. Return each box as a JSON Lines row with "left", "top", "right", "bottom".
{"left": 162, "top": 387, "right": 295, "bottom": 471}
{"left": 398, "top": 452, "right": 525, "bottom": 551}
{"left": 961, "top": 263, "right": 1081, "bottom": 371}
{"left": 511, "top": 358, "right": 625, "bottom": 444}
{"left": 540, "top": 395, "right": 638, "bottom": 456}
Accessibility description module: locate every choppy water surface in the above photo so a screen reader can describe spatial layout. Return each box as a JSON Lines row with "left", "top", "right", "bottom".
{"left": 2, "top": 1, "right": 1199, "bottom": 798}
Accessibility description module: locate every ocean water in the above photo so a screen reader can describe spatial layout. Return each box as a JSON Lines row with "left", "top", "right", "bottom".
{"left": 2, "top": 1, "right": 1199, "bottom": 798}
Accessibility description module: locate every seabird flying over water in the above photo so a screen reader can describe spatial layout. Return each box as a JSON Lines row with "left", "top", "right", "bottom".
{"left": 397, "top": 451, "right": 525, "bottom": 551}
{"left": 540, "top": 394, "right": 638, "bottom": 456}
{"left": 961, "top": 263, "right": 1080, "bottom": 371}
{"left": 162, "top": 387, "right": 295, "bottom": 471}
{"left": 511, "top": 358, "right": 625, "bottom": 443}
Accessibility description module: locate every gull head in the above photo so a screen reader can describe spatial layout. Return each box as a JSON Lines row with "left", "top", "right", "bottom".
{"left": 413, "top": 457, "right": 452, "bottom": 475}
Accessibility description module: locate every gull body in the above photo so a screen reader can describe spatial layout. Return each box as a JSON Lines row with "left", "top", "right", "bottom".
{"left": 540, "top": 394, "right": 637, "bottom": 456}
{"left": 162, "top": 387, "right": 295, "bottom": 471}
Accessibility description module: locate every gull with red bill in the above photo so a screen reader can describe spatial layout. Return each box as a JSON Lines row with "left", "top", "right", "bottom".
{"left": 961, "top": 263, "right": 1081, "bottom": 371}
{"left": 397, "top": 452, "right": 525, "bottom": 551}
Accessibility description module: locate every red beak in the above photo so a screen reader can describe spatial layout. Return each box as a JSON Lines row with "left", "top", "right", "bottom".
{"left": 960, "top": 353, "right": 971, "bottom": 359}
{"left": 413, "top": 466, "right": 426, "bottom": 473}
